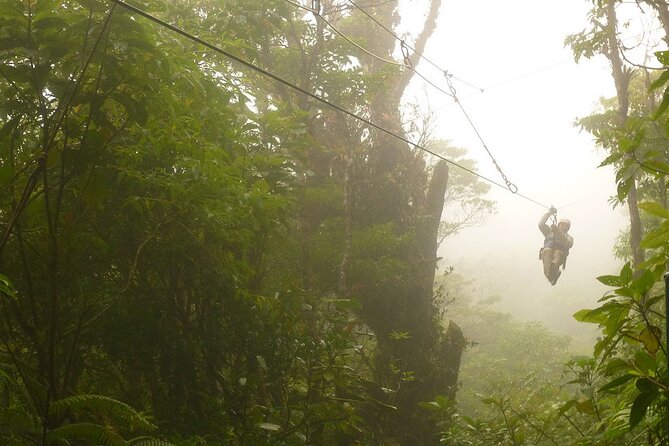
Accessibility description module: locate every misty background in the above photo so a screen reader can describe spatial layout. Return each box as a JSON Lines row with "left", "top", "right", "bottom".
{"left": 397, "top": 0, "right": 642, "bottom": 347}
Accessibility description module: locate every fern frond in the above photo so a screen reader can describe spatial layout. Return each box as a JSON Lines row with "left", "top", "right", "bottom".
{"left": 50, "top": 394, "right": 155, "bottom": 431}
{"left": 0, "top": 407, "right": 40, "bottom": 435}
{"left": 46, "top": 422, "right": 127, "bottom": 446}
{"left": 129, "top": 437, "right": 176, "bottom": 446}
{"left": 0, "top": 368, "right": 12, "bottom": 386}
{"left": 0, "top": 437, "right": 34, "bottom": 446}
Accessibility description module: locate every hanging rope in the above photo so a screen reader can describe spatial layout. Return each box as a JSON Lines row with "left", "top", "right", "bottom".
{"left": 445, "top": 71, "right": 518, "bottom": 194}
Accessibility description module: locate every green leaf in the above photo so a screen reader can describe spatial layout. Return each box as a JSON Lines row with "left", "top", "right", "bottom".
{"left": 643, "top": 295, "right": 663, "bottom": 311}
{"left": 641, "top": 227, "right": 669, "bottom": 249}
{"left": 258, "top": 422, "right": 281, "bottom": 431}
{"left": 33, "top": 16, "right": 67, "bottom": 31}
{"left": 49, "top": 395, "right": 154, "bottom": 431}
{"left": 129, "top": 438, "right": 176, "bottom": 446}
{"left": 597, "top": 274, "right": 623, "bottom": 287}
{"left": 332, "top": 298, "right": 362, "bottom": 310}
{"left": 638, "top": 201, "right": 669, "bottom": 219}
{"left": 617, "top": 178, "right": 632, "bottom": 202}
{"left": 2, "top": 65, "right": 32, "bottom": 84}
{"left": 558, "top": 400, "right": 577, "bottom": 414}
{"left": 619, "top": 135, "right": 640, "bottom": 153}
{"left": 575, "top": 398, "right": 595, "bottom": 415}
{"left": 0, "top": 165, "right": 13, "bottom": 185}
{"left": 0, "top": 407, "right": 40, "bottom": 435}
{"left": 605, "top": 358, "right": 632, "bottom": 374}
{"left": 604, "top": 305, "right": 628, "bottom": 336}
{"left": 629, "top": 391, "right": 658, "bottom": 428}
{"left": 642, "top": 159, "right": 669, "bottom": 175}
{"left": 632, "top": 269, "right": 657, "bottom": 295}
{"left": 650, "top": 69, "right": 669, "bottom": 90}
{"left": 635, "top": 377, "right": 656, "bottom": 393}
{"left": 621, "top": 263, "right": 633, "bottom": 283}
{"left": 639, "top": 326, "right": 662, "bottom": 356}
{"left": 418, "top": 401, "right": 441, "bottom": 411}
{"left": 654, "top": 87, "right": 669, "bottom": 119}
{"left": 126, "top": 38, "right": 159, "bottom": 55}
{"left": 655, "top": 51, "right": 669, "bottom": 66}
{"left": 46, "top": 423, "right": 127, "bottom": 446}
{"left": 633, "top": 350, "right": 657, "bottom": 375}
{"left": 598, "top": 150, "right": 623, "bottom": 167}
{"left": 599, "top": 374, "right": 635, "bottom": 392}
{"left": 111, "top": 93, "right": 148, "bottom": 126}
{"left": 0, "top": 273, "right": 16, "bottom": 300}
{"left": 573, "top": 307, "right": 607, "bottom": 324}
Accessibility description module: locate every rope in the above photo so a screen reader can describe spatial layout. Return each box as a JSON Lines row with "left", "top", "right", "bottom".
{"left": 346, "top": 0, "right": 483, "bottom": 92}
{"left": 339, "top": 0, "right": 519, "bottom": 195}
{"left": 284, "top": 0, "right": 455, "bottom": 98}
{"left": 444, "top": 72, "right": 519, "bottom": 194}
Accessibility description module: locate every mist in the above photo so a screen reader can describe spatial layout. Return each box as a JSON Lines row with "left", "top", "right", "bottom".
{"left": 397, "top": 0, "right": 632, "bottom": 350}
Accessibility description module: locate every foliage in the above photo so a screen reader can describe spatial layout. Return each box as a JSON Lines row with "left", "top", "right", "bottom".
{"left": 432, "top": 275, "right": 577, "bottom": 445}
{"left": 0, "top": 0, "right": 472, "bottom": 445}
{"left": 556, "top": 1, "right": 669, "bottom": 441}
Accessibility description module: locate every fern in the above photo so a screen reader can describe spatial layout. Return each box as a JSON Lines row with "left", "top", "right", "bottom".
{"left": 129, "top": 437, "right": 176, "bottom": 446}
{"left": 0, "top": 273, "right": 16, "bottom": 300}
{"left": 0, "top": 407, "right": 40, "bottom": 434}
{"left": 0, "top": 439, "right": 33, "bottom": 446}
{"left": 46, "top": 422, "right": 127, "bottom": 446}
{"left": 49, "top": 394, "right": 155, "bottom": 431}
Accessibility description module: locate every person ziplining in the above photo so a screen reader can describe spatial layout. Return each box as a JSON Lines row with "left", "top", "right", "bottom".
{"left": 538, "top": 207, "right": 573, "bottom": 286}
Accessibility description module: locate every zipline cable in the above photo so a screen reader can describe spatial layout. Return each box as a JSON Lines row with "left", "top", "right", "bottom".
{"left": 285, "top": 0, "right": 407, "bottom": 68}
{"left": 110, "top": 0, "right": 551, "bottom": 210}
{"left": 346, "top": 0, "right": 483, "bottom": 92}
{"left": 444, "top": 73, "right": 517, "bottom": 193}
{"left": 340, "top": 0, "right": 518, "bottom": 193}
{"left": 284, "top": 0, "right": 455, "bottom": 99}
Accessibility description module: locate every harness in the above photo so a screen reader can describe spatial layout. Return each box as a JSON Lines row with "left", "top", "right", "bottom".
{"left": 539, "top": 213, "right": 570, "bottom": 268}
{"left": 543, "top": 228, "right": 571, "bottom": 252}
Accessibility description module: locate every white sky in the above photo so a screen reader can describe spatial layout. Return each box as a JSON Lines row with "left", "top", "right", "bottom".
{"left": 395, "top": 0, "right": 660, "bottom": 341}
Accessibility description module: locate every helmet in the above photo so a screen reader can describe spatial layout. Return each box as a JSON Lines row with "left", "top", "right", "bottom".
{"left": 558, "top": 219, "right": 571, "bottom": 230}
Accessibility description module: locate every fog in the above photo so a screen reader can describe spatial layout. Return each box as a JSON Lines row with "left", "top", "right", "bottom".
{"left": 398, "top": 0, "right": 644, "bottom": 347}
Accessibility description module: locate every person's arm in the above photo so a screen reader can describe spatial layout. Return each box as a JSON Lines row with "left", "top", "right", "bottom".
{"left": 538, "top": 208, "right": 555, "bottom": 237}
{"left": 555, "top": 229, "right": 573, "bottom": 248}
{"left": 565, "top": 233, "right": 574, "bottom": 248}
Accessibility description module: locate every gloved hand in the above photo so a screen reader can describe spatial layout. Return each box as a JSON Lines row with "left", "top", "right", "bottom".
{"left": 549, "top": 206, "right": 557, "bottom": 215}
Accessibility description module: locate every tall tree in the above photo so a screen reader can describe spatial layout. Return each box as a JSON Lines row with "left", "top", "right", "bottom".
{"left": 249, "top": 1, "right": 467, "bottom": 443}
{"left": 567, "top": 0, "right": 645, "bottom": 269}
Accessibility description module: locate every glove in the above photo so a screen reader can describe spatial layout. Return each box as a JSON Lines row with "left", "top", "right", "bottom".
{"left": 549, "top": 206, "right": 557, "bottom": 215}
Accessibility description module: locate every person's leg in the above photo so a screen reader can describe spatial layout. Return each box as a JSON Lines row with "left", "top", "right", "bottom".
{"left": 550, "top": 250, "right": 565, "bottom": 285}
{"left": 552, "top": 250, "right": 565, "bottom": 269}
{"left": 542, "top": 248, "right": 555, "bottom": 282}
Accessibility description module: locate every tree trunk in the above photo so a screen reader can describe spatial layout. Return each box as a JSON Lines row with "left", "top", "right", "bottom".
{"left": 343, "top": 2, "right": 465, "bottom": 443}
{"left": 644, "top": 0, "right": 669, "bottom": 47}
{"left": 605, "top": 0, "right": 645, "bottom": 269}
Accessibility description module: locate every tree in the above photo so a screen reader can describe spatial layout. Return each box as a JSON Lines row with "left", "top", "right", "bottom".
{"left": 0, "top": 0, "right": 481, "bottom": 443}
{"left": 246, "top": 1, "right": 468, "bottom": 443}
{"left": 566, "top": 0, "right": 645, "bottom": 269}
